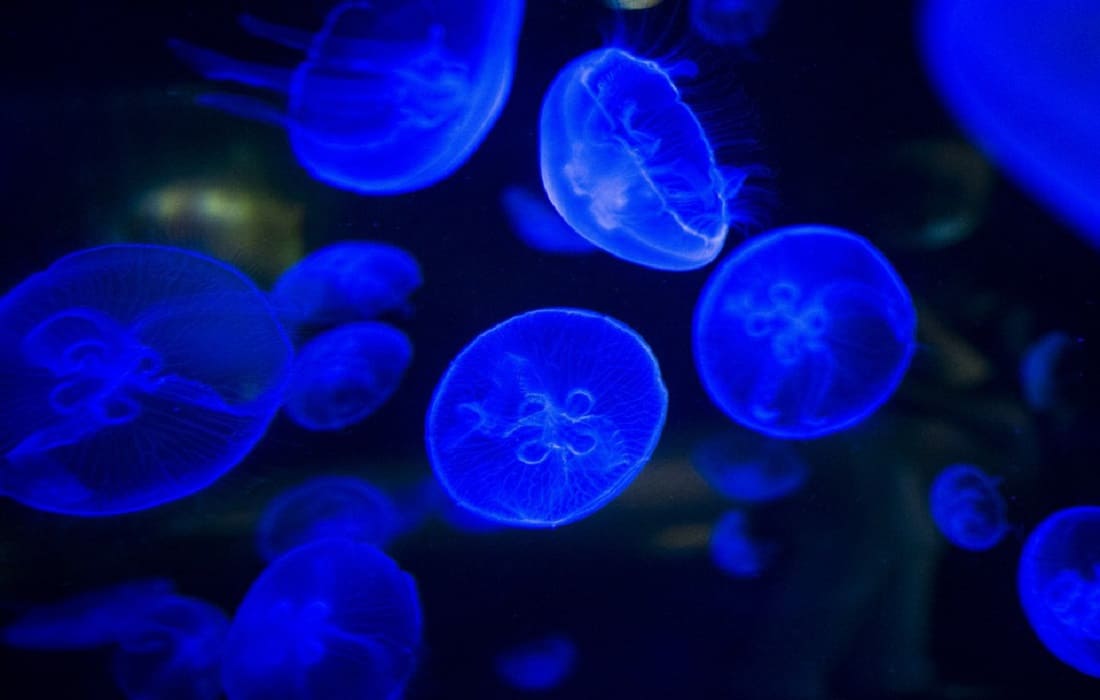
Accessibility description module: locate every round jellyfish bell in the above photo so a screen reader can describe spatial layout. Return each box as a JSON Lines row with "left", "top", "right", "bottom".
{"left": 0, "top": 244, "right": 292, "bottom": 516}
{"left": 426, "top": 308, "right": 668, "bottom": 528}
{"left": 495, "top": 634, "right": 578, "bottom": 692}
{"left": 691, "top": 428, "right": 809, "bottom": 503}
{"left": 689, "top": 0, "right": 781, "bottom": 47}
{"left": 709, "top": 509, "right": 773, "bottom": 578}
{"left": 693, "top": 225, "right": 916, "bottom": 439}
{"left": 929, "top": 463, "right": 1008, "bottom": 551}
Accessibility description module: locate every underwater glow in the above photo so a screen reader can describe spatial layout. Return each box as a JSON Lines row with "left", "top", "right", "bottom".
{"left": 0, "top": 244, "right": 292, "bottom": 516}
{"left": 929, "top": 463, "right": 1008, "bottom": 552}
{"left": 500, "top": 185, "right": 597, "bottom": 255}
{"left": 170, "top": 0, "right": 525, "bottom": 194}
{"left": 709, "top": 509, "right": 772, "bottom": 578}
{"left": 426, "top": 308, "right": 668, "bottom": 527}
{"left": 495, "top": 634, "right": 578, "bottom": 692}
{"left": 693, "top": 225, "right": 916, "bottom": 439}
{"left": 1020, "top": 331, "right": 1073, "bottom": 413}
{"left": 689, "top": 0, "right": 780, "bottom": 47}
{"left": 691, "top": 428, "right": 808, "bottom": 503}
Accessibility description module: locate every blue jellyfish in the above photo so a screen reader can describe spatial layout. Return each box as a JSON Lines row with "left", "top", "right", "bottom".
{"left": 257, "top": 476, "right": 401, "bottom": 562}
{"left": 283, "top": 322, "right": 412, "bottom": 432}
{"left": 929, "top": 464, "right": 1008, "bottom": 551}
{"left": 691, "top": 429, "right": 809, "bottom": 503}
{"left": 1020, "top": 331, "right": 1073, "bottom": 412}
{"left": 500, "top": 185, "right": 597, "bottom": 255}
{"left": 170, "top": 0, "right": 525, "bottom": 194}
{"left": 0, "top": 245, "right": 292, "bottom": 516}
{"left": 693, "top": 225, "right": 916, "bottom": 439}
{"left": 426, "top": 308, "right": 668, "bottom": 527}
{"left": 689, "top": 0, "right": 780, "bottom": 47}
{"left": 495, "top": 634, "right": 577, "bottom": 692}
{"left": 221, "top": 539, "right": 422, "bottom": 700}
{"left": 920, "top": 0, "right": 1100, "bottom": 248}
{"left": 539, "top": 45, "right": 752, "bottom": 271}
{"left": 270, "top": 241, "right": 422, "bottom": 329}
{"left": 1018, "top": 506, "right": 1100, "bottom": 678}
{"left": 709, "top": 509, "right": 773, "bottom": 578}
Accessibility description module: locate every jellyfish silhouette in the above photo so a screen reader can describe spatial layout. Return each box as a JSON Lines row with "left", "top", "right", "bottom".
{"left": 1019, "top": 506, "right": 1100, "bottom": 678}
{"left": 1020, "top": 331, "right": 1073, "bottom": 412}
{"left": 257, "top": 476, "right": 401, "bottom": 562}
{"left": 283, "top": 322, "right": 412, "bottom": 432}
{"left": 709, "top": 509, "right": 773, "bottom": 578}
{"left": 540, "top": 44, "right": 754, "bottom": 270}
{"left": 0, "top": 244, "right": 292, "bottom": 516}
{"left": 169, "top": 0, "right": 525, "bottom": 194}
{"left": 929, "top": 464, "right": 1008, "bottom": 551}
{"left": 689, "top": 0, "right": 780, "bottom": 47}
{"left": 500, "top": 185, "right": 596, "bottom": 255}
{"left": 426, "top": 308, "right": 668, "bottom": 527}
{"left": 495, "top": 634, "right": 577, "bottom": 692}
{"left": 269, "top": 242, "right": 422, "bottom": 329}
{"left": 221, "top": 539, "right": 422, "bottom": 700}
{"left": 691, "top": 428, "right": 809, "bottom": 503}
{"left": 693, "top": 225, "right": 916, "bottom": 439}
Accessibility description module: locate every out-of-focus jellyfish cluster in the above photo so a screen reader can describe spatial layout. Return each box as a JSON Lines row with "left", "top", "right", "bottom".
{"left": 929, "top": 464, "right": 1008, "bottom": 552}
{"left": 495, "top": 634, "right": 578, "bottom": 692}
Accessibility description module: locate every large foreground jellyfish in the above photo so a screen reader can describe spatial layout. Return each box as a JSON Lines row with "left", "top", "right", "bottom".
{"left": 495, "top": 634, "right": 578, "bottom": 692}
{"left": 693, "top": 225, "right": 916, "bottom": 439}
{"left": 929, "top": 464, "right": 1008, "bottom": 551}
{"left": 0, "top": 245, "right": 292, "bottom": 515}
{"left": 426, "top": 308, "right": 668, "bottom": 527}
{"left": 500, "top": 185, "right": 596, "bottom": 255}
{"left": 221, "top": 539, "right": 422, "bottom": 700}
{"left": 691, "top": 428, "right": 809, "bottom": 503}
{"left": 1018, "top": 506, "right": 1100, "bottom": 677}
{"left": 689, "top": 0, "right": 781, "bottom": 47}
{"left": 170, "top": 0, "right": 525, "bottom": 194}
{"left": 540, "top": 45, "right": 752, "bottom": 270}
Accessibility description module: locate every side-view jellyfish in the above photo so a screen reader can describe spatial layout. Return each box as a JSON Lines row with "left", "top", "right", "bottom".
{"left": 689, "top": 0, "right": 781, "bottom": 47}
{"left": 500, "top": 185, "right": 597, "bottom": 255}
{"left": 1018, "top": 506, "right": 1100, "bottom": 678}
{"left": 709, "top": 509, "right": 774, "bottom": 578}
{"left": 1020, "top": 331, "right": 1074, "bottom": 413}
{"left": 170, "top": 0, "right": 525, "bottom": 194}
{"left": 693, "top": 225, "right": 917, "bottom": 439}
{"left": 929, "top": 463, "right": 1008, "bottom": 551}
{"left": 426, "top": 308, "right": 668, "bottom": 527}
{"left": 691, "top": 428, "right": 809, "bottom": 503}
{"left": 0, "top": 244, "right": 292, "bottom": 515}
{"left": 221, "top": 539, "right": 422, "bottom": 700}
{"left": 495, "top": 634, "right": 578, "bottom": 692}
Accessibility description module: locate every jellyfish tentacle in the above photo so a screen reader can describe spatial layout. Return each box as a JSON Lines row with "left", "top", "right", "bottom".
{"left": 168, "top": 39, "right": 293, "bottom": 93}
{"left": 239, "top": 13, "right": 315, "bottom": 51}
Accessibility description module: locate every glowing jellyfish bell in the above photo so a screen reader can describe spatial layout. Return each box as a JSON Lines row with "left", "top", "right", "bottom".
{"left": 693, "top": 225, "right": 916, "bottom": 439}
{"left": 691, "top": 428, "right": 808, "bottom": 503}
{"left": 929, "top": 463, "right": 1008, "bottom": 552}
{"left": 689, "top": 0, "right": 781, "bottom": 47}
{"left": 709, "top": 509, "right": 773, "bottom": 578}
{"left": 495, "top": 634, "right": 578, "bottom": 692}
{"left": 500, "top": 185, "right": 597, "bottom": 256}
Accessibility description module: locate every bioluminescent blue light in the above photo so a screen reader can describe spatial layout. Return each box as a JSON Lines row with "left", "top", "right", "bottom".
{"left": 539, "top": 46, "right": 751, "bottom": 271}
{"left": 426, "top": 308, "right": 668, "bottom": 528}
{"left": 691, "top": 429, "right": 808, "bottom": 503}
{"left": 689, "top": 0, "right": 780, "bottom": 47}
{"left": 221, "top": 539, "right": 422, "bottom": 700}
{"left": 1018, "top": 506, "right": 1100, "bottom": 678}
{"left": 1020, "top": 331, "right": 1073, "bottom": 412}
{"left": 693, "top": 225, "right": 917, "bottom": 439}
{"left": 283, "top": 321, "right": 412, "bottom": 432}
{"left": 500, "top": 185, "right": 597, "bottom": 255}
{"left": 0, "top": 245, "right": 292, "bottom": 516}
{"left": 495, "top": 634, "right": 577, "bottom": 692}
{"left": 929, "top": 463, "right": 1008, "bottom": 552}
{"left": 920, "top": 0, "right": 1100, "bottom": 248}
{"left": 709, "top": 509, "right": 772, "bottom": 578}
{"left": 270, "top": 241, "right": 422, "bottom": 329}
{"left": 257, "top": 476, "right": 400, "bottom": 562}
{"left": 170, "top": 0, "right": 525, "bottom": 194}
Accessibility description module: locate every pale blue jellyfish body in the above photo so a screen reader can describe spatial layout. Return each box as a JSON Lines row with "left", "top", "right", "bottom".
{"left": 284, "top": 322, "right": 412, "bottom": 431}
{"left": 929, "top": 464, "right": 1008, "bottom": 551}
{"left": 1020, "top": 331, "right": 1073, "bottom": 412}
{"left": 540, "top": 47, "right": 748, "bottom": 271}
{"left": 693, "top": 225, "right": 916, "bottom": 439}
{"left": 221, "top": 539, "right": 422, "bottom": 700}
{"left": 495, "top": 634, "right": 577, "bottom": 692}
{"left": 0, "top": 245, "right": 292, "bottom": 516}
{"left": 170, "top": 0, "right": 525, "bottom": 194}
{"left": 691, "top": 429, "right": 808, "bottom": 503}
{"left": 709, "top": 509, "right": 773, "bottom": 578}
{"left": 689, "top": 0, "right": 780, "bottom": 47}
{"left": 500, "top": 185, "right": 596, "bottom": 255}
{"left": 1018, "top": 506, "right": 1100, "bottom": 677}
{"left": 426, "top": 308, "right": 668, "bottom": 527}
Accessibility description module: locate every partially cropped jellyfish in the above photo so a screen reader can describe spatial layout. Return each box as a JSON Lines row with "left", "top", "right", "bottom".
{"left": 283, "top": 322, "right": 412, "bottom": 431}
{"left": 693, "top": 225, "right": 916, "bottom": 439}
{"left": 0, "top": 245, "right": 292, "bottom": 516}
{"left": 1020, "top": 331, "right": 1073, "bottom": 412}
{"left": 1018, "top": 506, "right": 1100, "bottom": 677}
{"left": 495, "top": 634, "right": 578, "bottom": 692}
{"left": 426, "top": 308, "right": 668, "bottom": 527}
{"left": 257, "top": 476, "right": 401, "bottom": 562}
{"left": 691, "top": 428, "right": 809, "bottom": 503}
{"left": 689, "top": 0, "right": 780, "bottom": 47}
{"left": 170, "top": 0, "right": 525, "bottom": 194}
{"left": 270, "top": 241, "right": 422, "bottom": 329}
{"left": 500, "top": 185, "right": 596, "bottom": 255}
{"left": 221, "top": 539, "right": 422, "bottom": 700}
{"left": 709, "top": 509, "right": 773, "bottom": 578}
{"left": 929, "top": 464, "right": 1008, "bottom": 551}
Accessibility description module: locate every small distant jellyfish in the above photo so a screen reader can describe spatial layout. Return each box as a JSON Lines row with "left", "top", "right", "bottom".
{"left": 495, "top": 634, "right": 578, "bottom": 692}
{"left": 1018, "top": 506, "right": 1100, "bottom": 678}
{"left": 691, "top": 428, "right": 809, "bottom": 503}
{"left": 500, "top": 185, "right": 597, "bottom": 255}
{"left": 929, "top": 464, "right": 1008, "bottom": 551}
{"left": 221, "top": 539, "right": 422, "bottom": 700}
{"left": 1020, "top": 331, "right": 1073, "bottom": 412}
{"left": 710, "top": 509, "right": 773, "bottom": 578}
{"left": 693, "top": 225, "right": 917, "bottom": 439}
{"left": 426, "top": 308, "right": 668, "bottom": 527}
{"left": 170, "top": 0, "right": 525, "bottom": 194}
{"left": 689, "top": 0, "right": 780, "bottom": 47}
{"left": 283, "top": 322, "right": 412, "bottom": 431}
{"left": 0, "top": 245, "right": 292, "bottom": 516}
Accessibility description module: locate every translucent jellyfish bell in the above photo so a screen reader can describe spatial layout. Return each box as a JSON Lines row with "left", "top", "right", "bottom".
{"left": 689, "top": 0, "right": 781, "bottom": 47}
{"left": 691, "top": 428, "right": 809, "bottom": 503}
{"left": 693, "top": 225, "right": 917, "bottom": 439}
{"left": 709, "top": 509, "right": 773, "bottom": 578}
{"left": 495, "top": 634, "right": 578, "bottom": 692}
{"left": 1019, "top": 331, "right": 1074, "bottom": 412}
{"left": 929, "top": 464, "right": 1008, "bottom": 552}
{"left": 500, "top": 185, "right": 597, "bottom": 255}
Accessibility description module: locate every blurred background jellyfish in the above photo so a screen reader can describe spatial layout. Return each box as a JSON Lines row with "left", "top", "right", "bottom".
{"left": 689, "top": 0, "right": 780, "bottom": 47}
{"left": 1018, "top": 506, "right": 1100, "bottom": 678}
{"left": 283, "top": 322, "right": 413, "bottom": 432}
{"left": 426, "top": 308, "right": 668, "bottom": 527}
{"left": 920, "top": 0, "right": 1100, "bottom": 248}
{"left": 928, "top": 463, "right": 1008, "bottom": 551}
{"left": 500, "top": 185, "right": 596, "bottom": 255}
{"left": 693, "top": 225, "right": 916, "bottom": 439}
{"left": 691, "top": 428, "right": 809, "bottom": 503}
{"left": 0, "top": 244, "right": 292, "bottom": 516}
{"left": 169, "top": 0, "right": 525, "bottom": 194}
{"left": 495, "top": 634, "right": 577, "bottom": 692}
{"left": 1020, "top": 331, "right": 1074, "bottom": 413}
{"left": 221, "top": 539, "right": 422, "bottom": 700}
{"left": 709, "top": 509, "right": 773, "bottom": 578}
